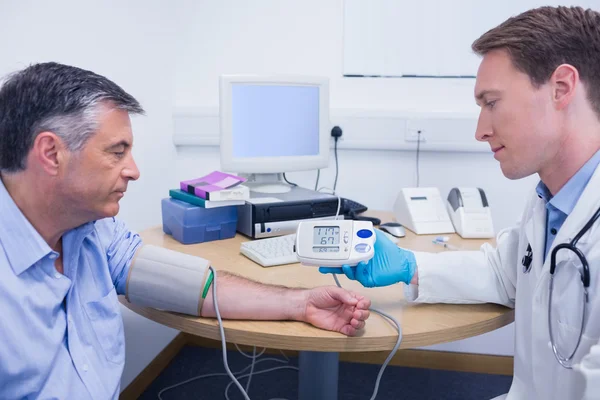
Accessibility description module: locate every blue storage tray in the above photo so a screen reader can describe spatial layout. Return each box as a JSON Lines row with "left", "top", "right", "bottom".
{"left": 161, "top": 198, "right": 238, "bottom": 244}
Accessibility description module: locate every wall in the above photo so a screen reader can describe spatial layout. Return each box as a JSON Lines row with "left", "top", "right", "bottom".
{"left": 173, "top": 0, "right": 544, "bottom": 356}
{"left": 0, "top": 0, "right": 180, "bottom": 389}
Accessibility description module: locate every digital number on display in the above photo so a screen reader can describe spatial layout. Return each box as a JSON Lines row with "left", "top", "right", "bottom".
{"left": 313, "top": 226, "right": 340, "bottom": 246}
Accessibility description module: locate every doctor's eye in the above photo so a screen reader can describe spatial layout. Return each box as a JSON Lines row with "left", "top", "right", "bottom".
{"left": 113, "top": 151, "right": 125, "bottom": 158}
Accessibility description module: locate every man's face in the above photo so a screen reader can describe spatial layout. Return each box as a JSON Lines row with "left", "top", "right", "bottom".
{"left": 58, "top": 107, "right": 140, "bottom": 221}
{"left": 474, "top": 49, "right": 560, "bottom": 179}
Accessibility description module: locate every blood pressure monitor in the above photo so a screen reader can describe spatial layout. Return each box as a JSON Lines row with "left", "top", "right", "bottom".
{"left": 295, "top": 220, "right": 375, "bottom": 266}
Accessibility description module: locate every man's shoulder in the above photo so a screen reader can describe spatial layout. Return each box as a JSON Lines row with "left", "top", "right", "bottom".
{"left": 90, "top": 217, "right": 140, "bottom": 248}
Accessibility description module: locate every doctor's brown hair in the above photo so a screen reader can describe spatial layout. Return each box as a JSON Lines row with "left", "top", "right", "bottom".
{"left": 472, "top": 6, "right": 600, "bottom": 120}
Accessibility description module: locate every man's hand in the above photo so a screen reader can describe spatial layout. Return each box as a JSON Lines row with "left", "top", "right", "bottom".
{"left": 318, "top": 229, "right": 417, "bottom": 287}
{"left": 301, "top": 286, "right": 371, "bottom": 336}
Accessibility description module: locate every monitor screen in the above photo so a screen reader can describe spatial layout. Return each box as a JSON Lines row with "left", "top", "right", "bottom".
{"left": 220, "top": 75, "right": 330, "bottom": 176}
{"left": 231, "top": 84, "right": 320, "bottom": 158}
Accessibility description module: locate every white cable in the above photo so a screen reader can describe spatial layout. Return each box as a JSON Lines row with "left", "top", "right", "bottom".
{"left": 159, "top": 253, "right": 398, "bottom": 400}
{"left": 157, "top": 371, "right": 228, "bottom": 399}
{"left": 245, "top": 346, "right": 256, "bottom": 393}
{"left": 316, "top": 186, "right": 334, "bottom": 194}
{"left": 333, "top": 274, "right": 403, "bottom": 400}
{"left": 224, "top": 365, "right": 299, "bottom": 400}
{"left": 159, "top": 267, "right": 297, "bottom": 400}
{"left": 317, "top": 186, "right": 341, "bottom": 219}
{"left": 210, "top": 266, "right": 252, "bottom": 400}
{"left": 234, "top": 343, "right": 266, "bottom": 359}
{"left": 278, "top": 349, "right": 290, "bottom": 362}
{"left": 157, "top": 356, "right": 287, "bottom": 399}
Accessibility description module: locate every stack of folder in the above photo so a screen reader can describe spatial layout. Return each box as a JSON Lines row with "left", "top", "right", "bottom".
{"left": 170, "top": 171, "right": 249, "bottom": 209}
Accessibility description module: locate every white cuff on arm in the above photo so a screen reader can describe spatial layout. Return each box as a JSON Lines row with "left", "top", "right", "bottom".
{"left": 125, "top": 245, "right": 211, "bottom": 316}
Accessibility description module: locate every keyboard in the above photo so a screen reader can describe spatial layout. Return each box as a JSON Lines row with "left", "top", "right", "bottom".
{"left": 341, "top": 197, "right": 368, "bottom": 216}
{"left": 240, "top": 234, "right": 298, "bottom": 267}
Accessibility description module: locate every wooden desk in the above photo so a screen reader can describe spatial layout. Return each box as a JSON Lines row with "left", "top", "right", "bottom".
{"left": 120, "top": 212, "right": 514, "bottom": 399}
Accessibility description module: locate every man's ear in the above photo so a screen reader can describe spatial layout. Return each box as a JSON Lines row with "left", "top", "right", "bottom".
{"left": 32, "top": 132, "right": 66, "bottom": 176}
{"left": 550, "top": 64, "right": 579, "bottom": 110}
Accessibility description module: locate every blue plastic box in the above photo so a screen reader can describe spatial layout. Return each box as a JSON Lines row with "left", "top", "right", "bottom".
{"left": 161, "top": 198, "right": 238, "bottom": 244}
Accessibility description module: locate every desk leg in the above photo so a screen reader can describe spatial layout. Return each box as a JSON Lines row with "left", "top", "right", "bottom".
{"left": 298, "top": 351, "right": 339, "bottom": 400}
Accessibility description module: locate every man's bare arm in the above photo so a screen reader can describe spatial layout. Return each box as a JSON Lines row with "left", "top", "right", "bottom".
{"left": 200, "top": 270, "right": 371, "bottom": 336}
{"left": 200, "top": 271, "right": 306, "bottom": 321}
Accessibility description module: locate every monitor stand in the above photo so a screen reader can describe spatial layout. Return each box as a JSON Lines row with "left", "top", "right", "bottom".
{"left": 241, "top": 173, "right": 292, "bottom": 194}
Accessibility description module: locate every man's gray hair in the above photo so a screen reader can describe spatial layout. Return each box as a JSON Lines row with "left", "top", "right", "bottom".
{"left": 0, "top": 62, "right": 144, "bottom": 172}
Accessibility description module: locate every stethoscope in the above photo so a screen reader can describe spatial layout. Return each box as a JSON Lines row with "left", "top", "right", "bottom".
{"left": 522, "top": 206, "right": 600, "bottom": 369}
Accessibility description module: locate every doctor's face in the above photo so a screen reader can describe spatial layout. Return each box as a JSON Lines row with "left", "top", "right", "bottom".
{"left": 58, "top": 106, "right": 140, "bottom": 221}
{"left": 474, "top": 49, "right": 560, "bottom": 180}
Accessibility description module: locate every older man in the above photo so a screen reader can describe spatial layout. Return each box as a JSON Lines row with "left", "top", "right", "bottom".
{"left": 0, "top": 62, "right": 371, "bottom": 399}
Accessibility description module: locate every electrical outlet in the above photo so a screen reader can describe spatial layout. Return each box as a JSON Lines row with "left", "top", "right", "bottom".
{"left": 406, "top": 128, "right": 426, "bottom": 142}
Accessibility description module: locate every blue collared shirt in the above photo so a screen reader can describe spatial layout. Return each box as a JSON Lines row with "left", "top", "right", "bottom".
{"left": 536, "top": 150, "right": 600, "bottom": 260}
{"left": 0, "top": 179, "right": 141, "bottom": 399}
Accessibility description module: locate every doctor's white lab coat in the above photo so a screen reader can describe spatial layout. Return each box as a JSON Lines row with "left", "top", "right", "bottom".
{"left": 405, "top": 165, "right": 600, "bottom": 400}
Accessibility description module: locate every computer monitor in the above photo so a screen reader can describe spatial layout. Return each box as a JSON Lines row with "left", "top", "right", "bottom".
{"left": 219, "top": 75, "right": 330, "bottom": 193}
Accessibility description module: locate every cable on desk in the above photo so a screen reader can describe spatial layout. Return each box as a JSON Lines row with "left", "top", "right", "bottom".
{"left": 333, "top": 136, "right": 340, "bottom": 193}
{"left": 314, "top": 169, "right": 320, "bottom": 191}
{"left": 282, "top": 173, "right": 298, "bottom": 187}
{"left": 316, "top": 187, "right": 341, "bottom": 219}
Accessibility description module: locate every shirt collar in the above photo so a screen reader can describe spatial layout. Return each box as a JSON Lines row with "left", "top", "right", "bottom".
{"left": 536, "top": 149, "right": 600, "bottom": 216}
{"left": 0, "top": 177, "right": 54, "bottom": 275}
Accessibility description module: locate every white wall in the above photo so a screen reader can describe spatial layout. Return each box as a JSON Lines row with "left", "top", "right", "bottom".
{"left": 173, "top": 0, "right": 541, "bottom": 356}
{"left": 343, "top": 0, "right": 598, "bottom": 77}
{"left": 0, "top": 0, "right": 180, "bottom": 389}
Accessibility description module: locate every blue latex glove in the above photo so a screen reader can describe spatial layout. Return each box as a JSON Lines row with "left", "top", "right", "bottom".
{"left": 319, "top": 229, "right": 416, "bottom": 288}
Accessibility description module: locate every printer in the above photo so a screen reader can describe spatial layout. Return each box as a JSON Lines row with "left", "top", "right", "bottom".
{"left": 446, "top": 187, "right": 494, "bottom": 239}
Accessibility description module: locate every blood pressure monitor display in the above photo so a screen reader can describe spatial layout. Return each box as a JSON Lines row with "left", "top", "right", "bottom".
{"left": 313, "top": 226, "right": 340, "bottom": 252}
{"left": 313, "top": 226, "right": 340, "bottom": 244}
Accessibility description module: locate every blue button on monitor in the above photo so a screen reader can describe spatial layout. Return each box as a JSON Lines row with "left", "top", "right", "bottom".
{"left": 357, "top": 229, "right": 373, "bottom": 239}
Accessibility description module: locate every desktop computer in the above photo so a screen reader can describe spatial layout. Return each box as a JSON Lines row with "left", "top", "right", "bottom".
{"left": 219, "top": 75, "right": 340, "bottom": 238}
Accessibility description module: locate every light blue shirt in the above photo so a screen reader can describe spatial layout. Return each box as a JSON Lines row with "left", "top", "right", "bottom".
{"left": 0, "top": 179, "right": 141, "bottom": 399}
{"left": 536, "top": 149, "right": 600, "bottom": 260}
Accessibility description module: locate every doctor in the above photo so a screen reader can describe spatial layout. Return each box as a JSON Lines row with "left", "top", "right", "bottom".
{"left": 321, "top": 5, "right": 600, "bottom": 400}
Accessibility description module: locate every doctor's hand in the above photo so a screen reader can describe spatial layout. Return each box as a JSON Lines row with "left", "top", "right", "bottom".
{"left": 319, "top": 229, "right": 417, "bottom": 288}
{"left": 302, "top": 286, "right": 371, "bottom": 336}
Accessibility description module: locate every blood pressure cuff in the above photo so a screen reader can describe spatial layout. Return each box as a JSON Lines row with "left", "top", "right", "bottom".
{"left": 126, "top": 245, "right": 211, "bottom": 316}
